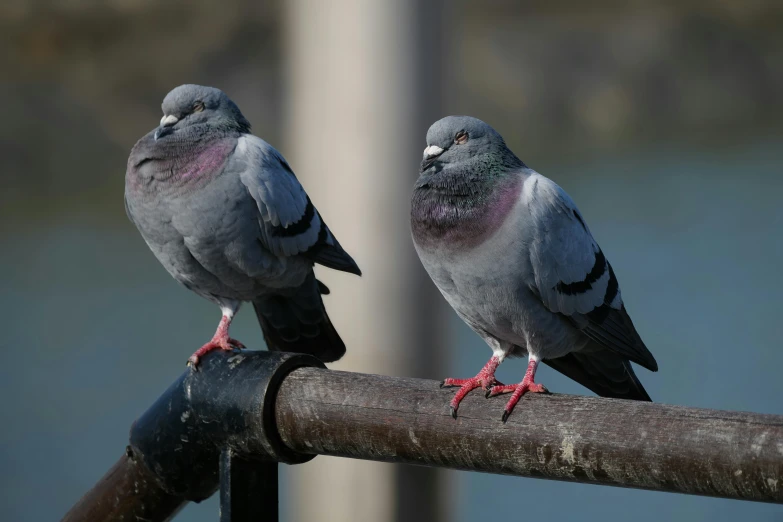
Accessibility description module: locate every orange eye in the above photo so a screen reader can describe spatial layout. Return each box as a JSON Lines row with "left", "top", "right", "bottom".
{"left": 455, "top": 130, "right": 468, "bottom": 144}
{"left": 193, "top": 101, "right": 205, "bottom": 112}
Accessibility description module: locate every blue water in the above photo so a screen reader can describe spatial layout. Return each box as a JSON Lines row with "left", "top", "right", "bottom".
{"left": 1, "top": 140, "right": 781, "bottom": 520}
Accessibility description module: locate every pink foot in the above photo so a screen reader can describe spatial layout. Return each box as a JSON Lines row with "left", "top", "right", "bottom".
{"left": 187, "top": 315, "right": 246, "bottom": 369}
{"left": 440, "top": 356, "right": 503, "bottom": 418}
{"left": 187, "top": 337, "right": 245, "bottom": 368}
{"left": 486, "top": 358, "right": 548, "bottom": 422}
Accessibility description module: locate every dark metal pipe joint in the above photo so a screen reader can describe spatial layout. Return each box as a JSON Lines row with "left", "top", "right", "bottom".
{"left": 128, "top": 351, "right": 323, "bottom": 501}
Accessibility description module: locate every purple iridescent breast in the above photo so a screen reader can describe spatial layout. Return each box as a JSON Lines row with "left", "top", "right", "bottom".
{"left": 127, "top": 132, "right": 238, "bottom": 193}
{"left": 179, "top": 139, "right": 237, "bottom": 181}
{"left": 411, "top": 175, "right": 522, "bottom": 251}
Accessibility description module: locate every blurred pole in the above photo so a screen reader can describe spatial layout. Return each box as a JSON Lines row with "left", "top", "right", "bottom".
{"left": 283, "top": 1, "right": 448, "bottom": 521}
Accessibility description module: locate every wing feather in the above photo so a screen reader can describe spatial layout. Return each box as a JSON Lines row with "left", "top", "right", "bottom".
{"left": 236, "top": 135, "right": 360, "bottom": 275}
{"left": 525, "top": 173, "right": 657, "bottom": 371}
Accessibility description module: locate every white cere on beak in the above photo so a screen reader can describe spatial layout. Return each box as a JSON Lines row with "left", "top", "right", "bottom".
{"left": 160, "top": 114, "right": 179, "bottom": 127}
{"left": 423, "top": 145, "right": 444, "bottom": 159}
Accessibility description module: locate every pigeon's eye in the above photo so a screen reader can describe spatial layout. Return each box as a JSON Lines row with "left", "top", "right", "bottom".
{"left": 192, "top": 101, "right": 205, "bottom": 113}
{"left": 455, "top": 130, "right": 469, "bottom": 144}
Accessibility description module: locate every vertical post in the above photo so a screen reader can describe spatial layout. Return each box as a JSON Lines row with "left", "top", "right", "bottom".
{"left": 283, "top": 1, "right": 448, "bottom": 521}
{"left": 219, "top": 449, "right": 278, "bottom": 522}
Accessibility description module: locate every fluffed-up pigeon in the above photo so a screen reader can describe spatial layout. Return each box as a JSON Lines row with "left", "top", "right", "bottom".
{"left": 125, "top": 84, "right": 360, "bottom": 367}
{"left": 410, "top": 116, "right": 657, "bottom": 421}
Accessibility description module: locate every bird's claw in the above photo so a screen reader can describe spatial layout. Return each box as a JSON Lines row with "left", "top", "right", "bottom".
{"left": 441, "top": 370, "right": 502, "bottom": 419}
{"left": 496, "top": 379, "right": 550, "bottom": 422}
{"left": 225, "top": 338, "right": 246, "bottom": 350}
{"left": 484, "top": 380, "right": 510, "bottom": 398}
{"left": 187, "top": 336, "right": 246, "bottom": 371}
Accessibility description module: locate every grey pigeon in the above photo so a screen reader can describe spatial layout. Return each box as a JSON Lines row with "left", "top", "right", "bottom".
{"left": 125, "top": 84, "right": 360, "bottom": 367}
{"left": 410, "top": 116, "right": 657, "bottom": 421}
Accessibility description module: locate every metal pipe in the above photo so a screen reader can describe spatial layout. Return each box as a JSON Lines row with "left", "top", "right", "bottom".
{"left": 62, "top": 351, "right": 324, "bottom": 522}
{"left": 62, "top": 351, "right": 783, "bottom": 522}
{"left": 275, "top": 367, "right": 783, "bottom": 504}
{"left": 61, "top": 450, "right": 187, "bottom": 522}
{"left": 220, "top": 449, "right": 278, "bottom": 522}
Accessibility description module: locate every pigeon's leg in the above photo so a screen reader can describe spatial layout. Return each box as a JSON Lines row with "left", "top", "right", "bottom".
{"left": 188, "top": 304, "right": 245, "bottom": 368}
{"left": 486, "top": 355, "right": 548, "bottom": 422}
{"left": 440, "top": 354, "right": 505, "bottom": 419}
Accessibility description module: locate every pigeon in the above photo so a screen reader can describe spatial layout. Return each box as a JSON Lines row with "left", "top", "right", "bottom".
{"left": 125, "top": 84, "right": 360, "bottom": 368}
{"left": 410, "top": 116, "right": 658, "bottom": 421}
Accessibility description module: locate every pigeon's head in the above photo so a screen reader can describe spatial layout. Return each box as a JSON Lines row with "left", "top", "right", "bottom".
{"left": 420, "top": 115, "right": 521, "bottom": 174}
{"left": 154, "top": 84, "right": 251, "bottom": 141}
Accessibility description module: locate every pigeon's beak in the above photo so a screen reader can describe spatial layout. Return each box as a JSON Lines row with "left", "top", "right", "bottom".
{"left": 420, "top": 145, "right": 444, "bottom": 172}
{"left": 154, "top": 114, "right": 179, "bottom": 141}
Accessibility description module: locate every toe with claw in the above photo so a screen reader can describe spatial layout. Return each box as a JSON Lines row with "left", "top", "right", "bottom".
{"left": 487, "top": 357, "right": 548, "bottom": 423}
{"left": 440, "top": 355, "right": 502, "bottom": 418}
{"left": 186, "top": 314, "right": 245, "bottom": 370}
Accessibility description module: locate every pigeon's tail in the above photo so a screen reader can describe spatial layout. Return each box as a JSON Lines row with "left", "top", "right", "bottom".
{"left": 252, "top": 272, "right": 346, "bottom": 363}
{"left": 543, "top": 342, "right": 652, "bottom": 401}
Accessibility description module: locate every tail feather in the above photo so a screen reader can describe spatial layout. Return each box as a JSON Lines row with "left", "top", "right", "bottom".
{"left": 252, "top": 273, "right": 346, "bottom": 363}
{"left": 543, "top": 343, "right": 652, "bottom": 401}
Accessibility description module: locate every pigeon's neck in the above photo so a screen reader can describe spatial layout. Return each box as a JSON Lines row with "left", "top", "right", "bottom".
{"left": 411, "top": 166, "right": 523, "bottom": 251}
{"left": 127, "top": 130, "right": 239, "bottom": 193}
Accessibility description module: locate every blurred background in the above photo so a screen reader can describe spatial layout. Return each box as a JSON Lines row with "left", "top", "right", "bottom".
{"left": 2, "top": 1, "right": 783, "bottom": 521}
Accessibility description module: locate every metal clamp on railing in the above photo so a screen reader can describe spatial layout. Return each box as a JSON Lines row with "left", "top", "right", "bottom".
{"left": 63, "top": 351, "right": 324, "bottom": 522}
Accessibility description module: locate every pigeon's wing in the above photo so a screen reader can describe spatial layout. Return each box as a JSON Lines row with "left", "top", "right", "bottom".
{"left": 236, "top": 135, "right": 361, "bottom": 275}
{"left": 525, "top": 173, "right": 657, "bottom": 372}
